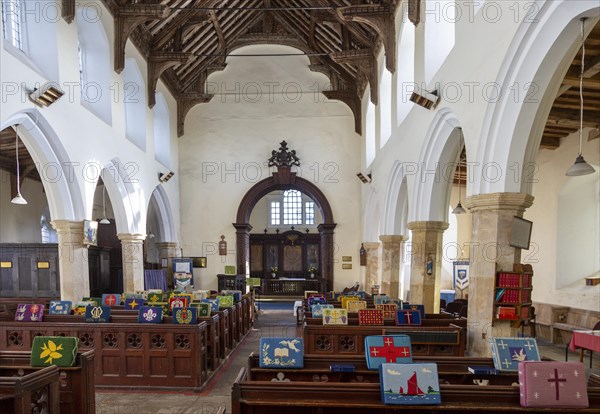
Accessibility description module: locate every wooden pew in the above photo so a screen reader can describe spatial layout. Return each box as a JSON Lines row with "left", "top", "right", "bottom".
{"left": 231, "top": 366, "right": 600, "bottom": 413}
{"left": 245, "top": 354, "right": 520, "bottom": 386}
{"left": 303, "top": 316, "right": 467, "bottom": 329}
{"left": 0, "top": 319, "right": 209, "bottom": 391}
{"left": 0, "top": 365, "right": 61, "bottom": 414}
{"left": 303, "top": 324, "right": 465, "bottom": 357}
{"left": 0, "top": 350, "right": 95, "bottom": 414}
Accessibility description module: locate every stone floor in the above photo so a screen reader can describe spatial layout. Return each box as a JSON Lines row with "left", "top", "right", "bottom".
{"left": 95, "top": 310, "right": 599, "bottom": 414}
{"left": 95, "top": 309, "right": 299, "bottom": 414}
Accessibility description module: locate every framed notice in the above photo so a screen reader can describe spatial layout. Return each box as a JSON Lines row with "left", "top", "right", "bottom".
{"left": 192, "top": 257, "right": 207, "bottom": 268}
{"left": 510, "top": 216, "right": 533, "bottom": 250}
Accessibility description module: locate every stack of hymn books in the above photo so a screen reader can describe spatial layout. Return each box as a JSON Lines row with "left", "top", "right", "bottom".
{"left": 497, "top": 272, "right": 523, "bottom": 287}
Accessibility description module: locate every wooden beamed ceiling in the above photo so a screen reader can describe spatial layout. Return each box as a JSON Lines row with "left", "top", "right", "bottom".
{"left": 99, "top": 0, "right": 403, "bottom": 136}
{"left": 542, "top": 21, "right": 600, "bottom": 150}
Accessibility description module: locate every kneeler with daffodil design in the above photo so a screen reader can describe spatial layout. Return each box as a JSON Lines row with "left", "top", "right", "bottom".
{"left": 30, "top": 336, "right": 78, "bottom": 367}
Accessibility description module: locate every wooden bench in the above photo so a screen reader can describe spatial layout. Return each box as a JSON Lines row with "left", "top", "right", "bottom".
{"left": 246, "top": 354, "right": 520, "bottom": 386}
{"left": 303, "top": 324, "right": 465, "bottom": 357}
{"left": 0, "top": 350, "right": 95, "bottom": 414}
{"left": 231, "top": 366, "right": 600, "bottom": 413}
{"left": 0, "top": 318, "right": 209, "bottom": 391}
{"left": 303, "top": 316, "right": 467, "bottom": 329}
{"left": 0, "top": 365, "right": 60, "bottom": 414}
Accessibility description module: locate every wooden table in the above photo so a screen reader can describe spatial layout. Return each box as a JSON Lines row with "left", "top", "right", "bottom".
{"left": 569, "top": 330, "right": 600, "bottom": 367}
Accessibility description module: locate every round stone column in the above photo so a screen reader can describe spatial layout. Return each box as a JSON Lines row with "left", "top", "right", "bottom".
{"left": 406, "top": 221, "right": 449, "bottom": 314}
{"left": 465, "top": 192, "right": 534, "bottom": 356}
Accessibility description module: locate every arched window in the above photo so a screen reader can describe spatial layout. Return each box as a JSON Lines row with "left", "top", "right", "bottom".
{"left": 2, "top": 0, "right": 59, "bottom": 80}
{"left": 268, "top": 191, "right": 317, "bottom": 227}
{"left": 153, "top": 93, "right": 170, "bottom": 167}
{"left": 379, "top": 59, "right": 392, "bottom": 148}
{"left": 396, "top": 11, "right": 415, "bottom": 126}
{"left": 424, "top": 0, "right": 456, "bottom": 84}
{"left": 76, "top": 6, "right": 112, "bottom": 124}
{"left": 365, "top": 98, "right": 376, "bottom": 167}
{"left": 283, "top": 190, "right": 302, "bottom": 225}
{"left": 123, "top": 58, "right": 147, "bottom": 151}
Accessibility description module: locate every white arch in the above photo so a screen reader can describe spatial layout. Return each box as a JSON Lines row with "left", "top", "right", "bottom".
{"left": 148, "top": 185, "right": 177, "bottom": 242}
{"left": 0, "top": 110, "right": 85, "bottom": 221}
{"left": 100, "top": 158, "right": 146, "bottom": 234}
{"left": 363, "top": 188, "right": 381, "bottom": 243}
{"left": 475, "top": 0, "right": 600, "bottom": 196}
{"left": 382, "top": 160, "right": 409, "bottom": 235}
{"left": 410, "top": 108, "right": 462, "bottom": 223}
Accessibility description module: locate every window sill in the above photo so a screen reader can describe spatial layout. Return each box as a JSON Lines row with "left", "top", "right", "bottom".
{"left": 3, "top": 42, "right": 51, "bottom": 83}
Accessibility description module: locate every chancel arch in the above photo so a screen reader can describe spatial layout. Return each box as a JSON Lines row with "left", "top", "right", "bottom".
{"left": 235, "top": 151, "right": 335, "bottom": 291}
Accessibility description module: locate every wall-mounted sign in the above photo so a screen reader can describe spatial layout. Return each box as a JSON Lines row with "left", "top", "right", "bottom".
{"left": 37, "top": 262, "right": 50, "bottom": 269}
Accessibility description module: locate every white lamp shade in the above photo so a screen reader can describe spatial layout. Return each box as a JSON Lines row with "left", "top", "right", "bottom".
{"left": 99, "top": 218, "right": 111, "bottom": 224}
{"left": 11, "top": 193, "right": 28, "bottom": 205}
{"left": 452, "top": 202, "right": 466, "bottom": 214}
{"left": 565, "top": 155, "right": 596, "bottom": 176}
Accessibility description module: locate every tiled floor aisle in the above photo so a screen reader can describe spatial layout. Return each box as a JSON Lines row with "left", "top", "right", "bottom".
{"left": 96, "top": 312, "right": 599, "bottom": 413}
{"left": 95, "top": 310, "right": 299, "bottom": 414}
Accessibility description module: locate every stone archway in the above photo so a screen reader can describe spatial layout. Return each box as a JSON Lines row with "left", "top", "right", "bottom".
{"left": 235, "top": 167, "right": 336, "bottom": 291}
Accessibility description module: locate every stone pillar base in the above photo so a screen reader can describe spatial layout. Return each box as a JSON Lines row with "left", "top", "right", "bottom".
{"left": 118, "top": 233, "right": 146, "bottom": 292}
{"left": 363, "top": 242, "right": 380, "bottom": 291}
{"left": 379, "top": 235, "right": 407, "bottom": 299}
{"left": 407, "top": 221, "right": 449, "bottom": 314}
{"left": 51, "top": 220, "right": 90, "bottom": 302}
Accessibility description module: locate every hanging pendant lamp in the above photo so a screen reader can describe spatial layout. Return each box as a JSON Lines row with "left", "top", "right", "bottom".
{"left": 99, "top": 186, "right": 110, "bottom": 224}
{"left": 566, "top": 17, "right": 595, "bottom": 177}
{"left": 452, "top": 128, "right": 466, "bottom": 214}
{"left": 11, "top": 126, "right": 27, "bottom": 205}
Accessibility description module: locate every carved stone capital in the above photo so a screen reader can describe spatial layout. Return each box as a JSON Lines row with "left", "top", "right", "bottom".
{"left": 117, "top": 233, "right": 147, "bottom": 243}
{"left": 379, "top": 235, "right": 408, "bottom": 244}
{"left": 465, "top": 193, "right": 535, "bottom": 213}
{"left": 407, "top": 221, "right": 450, "bottom": 232}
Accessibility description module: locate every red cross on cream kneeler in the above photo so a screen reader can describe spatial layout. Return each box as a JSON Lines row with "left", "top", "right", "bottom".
{"left": 368, "top": 336, "right": 411, "bottom": 362}
{"left": 105, "top": 295, "right": 117, "bottom": 306}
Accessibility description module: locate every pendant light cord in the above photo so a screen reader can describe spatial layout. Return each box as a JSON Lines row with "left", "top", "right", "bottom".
{"left": 458, "top": 128, "right": 464, "bottom": 204}
{"left": 15, "top": 127, "right": 21, "bottom": 193}
{"left": 579, "top": 18, "right": 586, "bottom": 156}
{"left": 102, "top": 186, "right": 107, "bottom": 218}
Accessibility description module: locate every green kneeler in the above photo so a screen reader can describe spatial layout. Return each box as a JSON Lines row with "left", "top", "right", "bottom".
{"left": 31, "top": 336, "right": 78, "bottom": 367}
